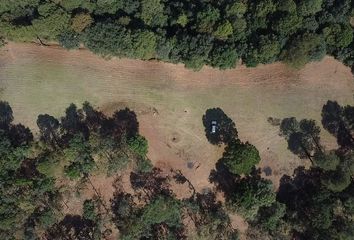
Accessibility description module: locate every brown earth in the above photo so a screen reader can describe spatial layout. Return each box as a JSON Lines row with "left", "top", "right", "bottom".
{"left": 1, "top": 43, "right": 354, "bottom": 237}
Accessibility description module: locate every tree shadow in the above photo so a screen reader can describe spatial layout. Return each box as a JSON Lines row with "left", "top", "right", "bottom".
{"left": 263, "top": 166, "right": 272, "bottom": 176}
{"left": 209, "top": 160, "right": 241, "bottom": 198}
{"left": 46, "top": 215, "right": 95, "bottom": 240}
{"left": 202, "top": 108, "right": 238, "bottom": 145}
{"left": 321, "top": 101, "right": 354, "bottom": 148}
{"left": 100, "top": 107, "right": 139, "bottom": 141}
{"left": 277, "top": 166, "right": 323, "bottom": 211}
{"left": 130, "top": 168, "right": 172, "bottom": 200}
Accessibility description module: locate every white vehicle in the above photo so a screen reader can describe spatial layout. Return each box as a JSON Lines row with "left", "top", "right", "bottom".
{"left": 211, "top": 121, "right": 217, "bottom": 134}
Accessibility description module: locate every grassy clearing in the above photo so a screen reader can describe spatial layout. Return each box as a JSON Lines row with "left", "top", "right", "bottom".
{"left": 0, "top": 43, "right": 353, "bottom": 190}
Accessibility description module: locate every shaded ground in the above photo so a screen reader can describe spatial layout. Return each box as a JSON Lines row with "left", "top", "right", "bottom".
{"left": 0, "top": 43, "right": 353, "bottom": 236}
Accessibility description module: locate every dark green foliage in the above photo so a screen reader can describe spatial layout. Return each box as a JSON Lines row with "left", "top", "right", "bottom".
{"left": 185, "top": 192, "right": 239, "bottom": 239}
{"left": 140, "top": 0, "right": 167, "bottom": 27}
{"left": 84, "top": 22, "right": 132, "bottom": 57}
{"left": 170, "top": 33, "right": 214, "bottom": 70}
{"left": 128, "top": 135, "right": 148, "bottom": 158}
{"left": 209, "top": 43, "right": 238, "bottom": 69}
{"left": 0, "top": 0, "right": 353, "bottom": 70}
{"left": 135, "top": 156, "right": 153, "bottom": 173}
{"left": 281, "top": 33, "right": 327, "bottom": 68}
{"left": 323, "top": 23, "right": 353, "bottom": 52}
{"left": 253, "top": 201, "right": 286, "bottom": 232}
{"left": 321, "top": 100, "right": 354, "bottom": 147}
{"left": 58, "top": 31, "right": 80, "bottom": 50}
{"left": 0, "top": 101, "right": 154, "bottom": 239}
{"left": 113, "top": 194, "right": 183, "bottom": 239}
{"left": 322, "top": 167, "right": 351, "bottom": 192}
{"left": 37, "top": 208, "right": 57, "bottom": 228}
{"left": 0, "top": 101, "right": 13, "bottom": 127}
{"left": 280, "top": 117, "right": 322, "bottom": 161}
{"left": 274, "top": 101, "right": 354, "bottom": 239}
{"left": 83, "top": 199, "right": 98, "bottom": 222}
{"left": 244, "top": 35, "right": 281, "bottom": 66}
{"left": 221, "top": 139, "right": 261, "bottom": 175}
{"left": 226, "top": 174, "right": 276, "bottom": 220}
{"left": 313, "top": 151, "right": 340, "bottom": 171}
{"left": 37, "top": 114, "right": 60, "bottom": 147}
{"left": 64, "top": 134, "right": 95, "bottom": 179}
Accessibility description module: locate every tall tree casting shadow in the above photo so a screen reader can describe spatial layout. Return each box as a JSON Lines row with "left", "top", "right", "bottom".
{"left": 202, "top": 107, "right": 238, "bottom": 145}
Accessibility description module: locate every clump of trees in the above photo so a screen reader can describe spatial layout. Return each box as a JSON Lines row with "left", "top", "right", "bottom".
{"left": 0, "top": 100, "right": 152, "bottom": 239}
{"left": 207, "top": 103, "right": 354, "bottom": 239}
{"left": 0, "top": 0, "right": 353, "bottom": 71}
{"left": 263, "top": 101, "right": 354, "bottom": 239}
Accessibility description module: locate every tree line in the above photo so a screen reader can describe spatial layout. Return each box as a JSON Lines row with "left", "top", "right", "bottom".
{"left": 0, "top": 0, "right": 353, "bottom": 71}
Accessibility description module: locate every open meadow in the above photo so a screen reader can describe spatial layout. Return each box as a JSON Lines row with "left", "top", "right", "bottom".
{"left": 1, "top": 42, "right": 353, "bottom": 194}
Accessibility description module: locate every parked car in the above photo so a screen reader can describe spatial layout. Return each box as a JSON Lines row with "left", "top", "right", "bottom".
{"left": 211, "top": 121, "right": 217, "bottom": 134}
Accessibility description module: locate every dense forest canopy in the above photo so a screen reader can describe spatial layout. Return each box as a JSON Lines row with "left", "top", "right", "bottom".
{"left": 0, "top": 0, "right": 353, "bottom": 71}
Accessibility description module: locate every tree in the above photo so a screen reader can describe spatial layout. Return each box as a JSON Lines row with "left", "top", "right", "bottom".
{"left": 227, "top": 174, "right": 276, "bottom": 220}
{"left": 186, "top": 192, "right": 239, "bottom": 240}
{"left": 71, "top": 13, "right": 93, "bottom": 33}
{"left": 202, "top": 108, "right": 238, "bottom": 145}
{"left": 245, "top": 35, "right": 281, "bottom": 66}
{"left": 321, "top": 101, "right": 354, "bottom": 147}
{"left": 277, "top": 0, "right": 297, "bottom": 13}
{"left": 254, "top": 201, "right": 286, "bottom": 232}
{"left": 280, "top": 117, "right": 300, "bottom": 137}
{"left": 37, "top": 114, "right": 61, "bottom": 147}
{"left": 221, "top": 140, "right": 261, "bottom": 175}
{"left": 111, "top": 108, "right": 139, "bottom": 140}
{"left": 170, "top": 33, "right": 213, "bottom": 70}
{"left": 84, "top": 22, "right": 132, "bottom": 57}
{"left": 83, "top": 199, "right": 98, "bottom": 222}
{"left": 313, "top": 151, "right": 340, "bottom": 171}
{"left": 0, "top": 101, "right": 13, "bottom": 127}
{"left": 128, "top": 135, "right": 148, "bottom": 157}
{"left": 64, "top": 134, "right": 95, "bottom": 179}
{"left": 252, "top": 0, "right": 276, "bottom": 17}
{"left": 61, "top": 0, "right": 95, "bottom": 11}
{"left": 140, "top": 0, "right": 167, "bottom": 27}
{"left": 226, "top": 1, "right": 248, "bottom": 17}
{"left": 58, "top": 31, "right": 80, "bottom": 50}
{"left": 209, "top": 43, "right": 238, "bottom": 69}
{"left": 8, "top": 124, "right": 33, "bottom": 147}
{"left": 114, "top": 194, "right": 183, "bottom": 239}
{"left": 61, "top": 103, "right": 88, "bottom": 140}
{"left": 281, "top": 33, "right": 326, "bottom": 68}
{"left": 131, "top": 30, "right": 156, "bottom": 59}
{"left": 297, "top": 0, "right": 323, "bottom": 16}
{"left": 213, "top": 21, "right": 233, "bottom": 40}
{"left": 32, "top": 9, "right": 71, "bottom": 40}
{"left": 271, "top": 13, "right": 302, "bottom": 36}
{"left": 323, "top": 23, "right": 354, "bottom": 52}
{"left": 279, "top": 118, "right": 323, "bottom": 162}
{"left": 196, "top": 5, "right": 220, "bottom": 33}
{"left": 176, "top": 14, "right": 188, "bottom": 27}
{"left": 94, "top": 0, "right": 123, "bottom": 14}
{"left": 322, "top": 168, "right": 351, "bottom": 192}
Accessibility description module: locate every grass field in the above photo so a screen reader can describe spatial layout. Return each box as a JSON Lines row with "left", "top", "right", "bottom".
{"left": 1, "top": 43, "right": 353, "bottom": 194}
